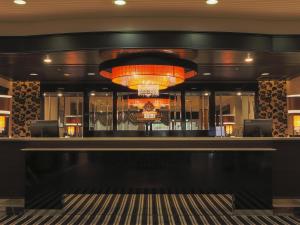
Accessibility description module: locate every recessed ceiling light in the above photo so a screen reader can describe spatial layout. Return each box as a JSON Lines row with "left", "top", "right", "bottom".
{"left": 88, "top": 72, "right": 96, "bottom": 76}
{"left": 206, "top": 0, "right": 218, "bottom": 5}
{"left": 261, "top": 72, "right": 270, "bottom": 76}
{"left": 236, "top": 91, "right": 242, "bottom": 96}
{"left": 14, "top": 0, "right": 26, "bottom": 5}
{"left": 57, "top": 92, "right": 63, "bottom": 97}
{"left": 203, "top": 92, "right": 210, "bottom": 96}
{"left": 43, "top": 55, "right": 52, "bottom": 64}
{"left": 90, "top": 92, "right": 96, "bottom": 96}
{"left": 203, "top": 72, "right": 211, "bottom": 76}
{"left": 245, "top": 53, "right": 254, "bottom": 63}
{"left": 114, "top": 0, "right": 126, "bottom": 6}
{"left": 29, "top": 73, "right": 38, "bottom": 76}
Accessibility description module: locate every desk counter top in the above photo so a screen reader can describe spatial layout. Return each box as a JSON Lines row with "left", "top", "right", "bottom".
{"left": 0, "top": 137, "right": 300, "bottom": 142}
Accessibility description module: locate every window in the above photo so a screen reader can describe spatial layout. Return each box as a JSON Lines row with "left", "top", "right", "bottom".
{"left": 215, "top": 92, "right": 255, "bottom": 137}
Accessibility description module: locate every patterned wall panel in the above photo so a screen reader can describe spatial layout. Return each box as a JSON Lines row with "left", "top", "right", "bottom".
{"left": 12, "top": 81, "right": 40, "bottom": 137}
{"left": 258, "top": 80, "right": 288, "bottom": 137}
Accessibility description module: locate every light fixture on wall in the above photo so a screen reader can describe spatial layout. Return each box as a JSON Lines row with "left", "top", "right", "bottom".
{"left": 0, "top": 95, "right": 12, "bottom": 137}
{"left": 206, "top": 0, "right": 218, "bottom": 5}
{"left": 14, "top": 0, "right": 26, "bottom": 5}
{"left": 114, "top": 0, "right": 126, "bottom": 6}
{"left": 245, "top": 53, "right": 254, "bottom": 63}
{"left": 99, "top": 53, "right": 197, "bottom": 97}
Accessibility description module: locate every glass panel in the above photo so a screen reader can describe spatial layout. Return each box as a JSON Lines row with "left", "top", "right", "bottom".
{"left": 215, "top": 92, "right": 255, "bottom": 137}
{"left": 89, "top": 92, "right": 113, "bottom": 131}
{"left": 185, "top": 92, "right": 210, "bottom": 130}
{"left": 44, "top": 92, "right": 83, "bottom": 137}
{"left": 117, "top": 92, "right": 181, "bottom": 131}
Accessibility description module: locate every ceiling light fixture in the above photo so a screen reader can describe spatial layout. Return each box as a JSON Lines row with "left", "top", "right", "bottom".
{"left": 114, "top": 0, "right": 126, "bottom": 6}
{"left": 236, "top": 91, "right": 242, "bottom": 96}
{"left": 203, "top": 92, "right": 210, "bottom": 96}
{"left": 64, "top": 73, "right": 71, "bottom": 77}
{"left": 29, "top": 73, "right": 38, "bottom": 76}
{"left": 206, "top": 0, "right": 218, "bottom": 5}
{"left": 90, "top": 92, "right": 96, "bottom": 96}
{"left": 203, "top": 72, "right": 211, "bottom": 76}
{"left": 245, "top": 53, "right": 254, "bottom": 63}
{"left": 14, "top": 0, "right": 26, "bottom": 5}
{"left": 99, "top": 53, "right": 197, "bottom": 97}
{"left": 261, "top": 72, "right": 270, "bottom": 76}
{"left": 43, "top": 55, "right": 52, "bottom": 64}
{"left": 88, "top": 72, "right": 96, "bottom": 76}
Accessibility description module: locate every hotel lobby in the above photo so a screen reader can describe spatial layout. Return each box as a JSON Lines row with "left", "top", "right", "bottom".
{"left": 1, "top": 0, "right": 300, "bottom": 224}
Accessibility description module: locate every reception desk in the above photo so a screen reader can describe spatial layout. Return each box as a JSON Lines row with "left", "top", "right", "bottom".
{"left": 1, "top": 137, "right": 300, "bottom": 213}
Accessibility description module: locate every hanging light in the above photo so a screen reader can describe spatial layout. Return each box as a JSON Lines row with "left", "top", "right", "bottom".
{"left": 99, "top": 53, "right": 197, "bottom": 97}
{"left": 128, "top": 97, "right": 170, "bottom": 109}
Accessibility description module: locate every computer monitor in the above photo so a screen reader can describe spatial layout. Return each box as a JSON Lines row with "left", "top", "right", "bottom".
{"left": 30, "top": 120, "right": 59, "bottom": 137}
{"left": 243, "top": 119, "right": 273, "bottom": 137}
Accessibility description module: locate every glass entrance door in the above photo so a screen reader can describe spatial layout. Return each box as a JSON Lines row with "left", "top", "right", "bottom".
{"left": 215, "top": 92, "right": 255, "bottom": 137}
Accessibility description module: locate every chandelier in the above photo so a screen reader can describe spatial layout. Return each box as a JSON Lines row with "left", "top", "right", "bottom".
{"left": 127, "top": 96, "right": 170, "bottom": 121}
{"left": 128, "top": 97, "right": 170, "bottom": 109}
{"left": 99, "top": 53, "right": 197, "bottom": 97}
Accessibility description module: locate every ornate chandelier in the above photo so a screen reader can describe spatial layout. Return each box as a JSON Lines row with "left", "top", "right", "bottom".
{"left": 99, "top": 53, "right": 197, "bottom": 97}
{"left": 128, "top": 96, "right": 170, "bottom": 121}
{"left": 128, "top": 97, "right": 170, "bottom": 109}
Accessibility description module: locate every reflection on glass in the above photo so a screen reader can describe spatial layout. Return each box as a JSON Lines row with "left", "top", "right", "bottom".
{"left": 215, "top": 92, "right": 255, "bottom": 137}
{"left": 117, "top": 92, "right": 181, "bottom": 131}
{"left": 185, "top": 92, "right": 210, "bottom": 130}
{"left": 44, "top": 92, "right": 83, "bottom": 137}
{"left": 89, "top": 92, "right": 113, "bottom": 131}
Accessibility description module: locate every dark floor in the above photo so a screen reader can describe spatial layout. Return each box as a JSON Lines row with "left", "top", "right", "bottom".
{"left": 0, "top": 194, "right": 299, "bottom": 225}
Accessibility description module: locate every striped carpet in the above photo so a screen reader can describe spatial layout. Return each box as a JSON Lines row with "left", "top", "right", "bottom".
{"left": 0, "top": 194, "right": 299, "bottom": 225}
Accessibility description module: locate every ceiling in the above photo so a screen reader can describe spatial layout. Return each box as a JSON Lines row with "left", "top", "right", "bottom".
{"left": 1, "top": 49, "right": 300, "bottom": 83}
{"left": 2, "top": 1, "right": 300, "bottom": 35}
{"left": 2, "top": 0, "right": 300, "bottom": 21}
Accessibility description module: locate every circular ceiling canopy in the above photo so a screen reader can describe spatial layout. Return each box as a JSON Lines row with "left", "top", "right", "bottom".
{"left": 99, "top": 53, "right": 198, "bottom": 96}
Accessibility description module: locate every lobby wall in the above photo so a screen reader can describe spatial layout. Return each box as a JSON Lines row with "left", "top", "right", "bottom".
{"left": 11, "top": 81, "right": 40, "bottom": 137}
{"left": 258, "top": 80, "right": 288, "bottom": 137}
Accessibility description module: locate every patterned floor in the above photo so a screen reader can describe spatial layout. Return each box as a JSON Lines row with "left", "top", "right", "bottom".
{"left": 0, "top": 194, "right": 299, "bottom": 225}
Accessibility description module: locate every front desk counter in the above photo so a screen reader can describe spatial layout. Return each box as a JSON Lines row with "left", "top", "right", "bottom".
{"left": 1, "top": 137, "right": 300, "bottom": 213}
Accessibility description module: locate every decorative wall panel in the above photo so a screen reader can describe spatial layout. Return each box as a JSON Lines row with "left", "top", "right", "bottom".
{"left": 12, "top": 81, "right": 40, "bottom": 137}
{"left": 258, "top": 80, "right": 288, "bottom": 137}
